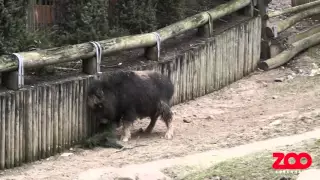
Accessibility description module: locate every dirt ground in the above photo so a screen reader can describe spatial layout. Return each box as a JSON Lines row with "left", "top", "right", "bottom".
{"left": 1, "top": 0, "right": 320, "bottom": 179}
{"left": 1, "top": 46, "right": 320, "bottom": 180}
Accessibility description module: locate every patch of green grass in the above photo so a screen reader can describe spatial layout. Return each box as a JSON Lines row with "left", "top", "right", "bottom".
{"left": 166, "top": 139, "right": 320, "bottom": 180}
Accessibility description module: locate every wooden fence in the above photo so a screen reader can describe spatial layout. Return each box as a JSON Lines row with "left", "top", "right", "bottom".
{"left": 27, "top": 0, "right": 55, "bottom": 31}
{"left": 0, "top": 17, "right": 261, "bottom": 169}
{"left": 0, "top": 0, "right": 263, "bottom": 170}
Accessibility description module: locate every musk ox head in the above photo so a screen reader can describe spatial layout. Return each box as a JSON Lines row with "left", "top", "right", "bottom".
{"left": 87, "top": 80, "right": 116, "bottom": 124}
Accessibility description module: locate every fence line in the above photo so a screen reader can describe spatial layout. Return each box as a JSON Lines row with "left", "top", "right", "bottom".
{"left": 0, "top": 17, "right": 262, "bottom": 169}
{"left": 0, "top": 0, "right": 255, "bottom": 90}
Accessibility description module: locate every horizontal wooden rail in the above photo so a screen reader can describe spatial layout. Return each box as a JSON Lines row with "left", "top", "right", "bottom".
{"left": 0, "top": 0, "right": 251, "bottom": 74}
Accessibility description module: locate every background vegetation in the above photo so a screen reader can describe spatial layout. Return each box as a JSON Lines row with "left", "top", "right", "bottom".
{"left": 0, "top": 0, "right": 28, "bottom": 54}
{"left": 0, "top": 0, "right": 224, "bottom": 55}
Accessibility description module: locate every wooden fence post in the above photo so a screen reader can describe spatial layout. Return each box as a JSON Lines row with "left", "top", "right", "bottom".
{"left": 258, "top": 0, "right": 270, "bottom": 60}
{"left": 1, "top": 72, "right": 20, "bottom": 90}
{"left": 82, "top": 58, "right": 99, "bottom": 75}
{"left": 198, "top": 23, "right": 211, "bottom": 38}
{"left": 145, "top": 46, "right": 159, "bottom": 61}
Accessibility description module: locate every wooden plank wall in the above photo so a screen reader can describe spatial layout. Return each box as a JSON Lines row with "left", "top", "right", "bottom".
{"left": 0, "top": 16, "right": 261, "bottom": 170}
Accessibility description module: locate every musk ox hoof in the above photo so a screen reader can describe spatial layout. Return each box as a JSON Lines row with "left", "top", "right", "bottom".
{"left": 164, "top": 132, "right": 173, "bottom": 140}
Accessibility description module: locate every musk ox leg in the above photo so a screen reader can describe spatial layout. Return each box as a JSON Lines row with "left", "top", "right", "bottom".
{"left": 160, "top": 101, "right": 174, "bottom": 140}
{"left": 120, "top": 111, "right": 136, "bottom": 142}
{"left": 144, "top": 116, "right": 159, "bottom": 134}
{"left": 164, "top": 116, "right": 174, "bottom": 140}
{"left": 120, "top": 121, "right": 132, "bottom": 142}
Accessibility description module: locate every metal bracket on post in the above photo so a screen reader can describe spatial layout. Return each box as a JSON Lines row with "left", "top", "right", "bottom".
{"left": 198, "top": 11, "right": 213, "bottom": 37}
{"left": 145, "top": 32, "right": 161, "bottom": 61}
{"left": 91, "top": 41, "right": 102, "bottom": 79}
{"left": 1, "top": 53, "right": 24, "bottom": 90}
{"left": 83, "top": 41, "right": 103, "bottom": 79}
{"left": 15, "top": 53, "right": 25, "bottom": 88}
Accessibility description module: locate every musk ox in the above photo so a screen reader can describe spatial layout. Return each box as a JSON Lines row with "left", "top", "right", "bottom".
{"left": 87, "top": 70, "right": 174, "bottom": 142}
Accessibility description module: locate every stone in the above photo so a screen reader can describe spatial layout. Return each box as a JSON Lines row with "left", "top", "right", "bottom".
{"left": 274, "top": 77, "right": 284, "bottom": 82}
{"left": 269, "top": 120, "right": 282, "bottom": 126}
{"left": 287, "top": 75, "right": 294, "bottom": 80}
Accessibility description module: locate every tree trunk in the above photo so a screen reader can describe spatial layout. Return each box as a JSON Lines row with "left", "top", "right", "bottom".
{"left": 258, "top": 32, "right": 320, "bottom": 70}
{"left": 286, "top": 24, "right": 320, "bottom": 44}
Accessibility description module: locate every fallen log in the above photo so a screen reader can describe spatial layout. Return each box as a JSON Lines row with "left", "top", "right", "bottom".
{"left": 286, "top": 24, "right": 320, "bottom": 44}
{"left": 266, "top": 5, "right": 320, "bottom": 38}
{"left": 258, "top": 31, "right": 320, "bottom": 70}
{"left": 267, "top": 0, "right": 320, "bottom": 18}
{"left": 0, "top": 0, "right": 251, "bottom": 73}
